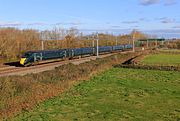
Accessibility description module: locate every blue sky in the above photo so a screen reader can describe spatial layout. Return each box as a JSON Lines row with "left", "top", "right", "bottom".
{"left": 0, "top": 0, "right": 180, "bottom": 38}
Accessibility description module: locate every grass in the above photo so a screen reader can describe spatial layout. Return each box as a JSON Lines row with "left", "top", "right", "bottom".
{"left": 142, "top": 53, "right": 180, "bottom": 66}
{"left": 159, "top": 49, "right": 180, "bottom": 53}
{"left": 12, "top": 68, "right": 180, "bottom": 121}
{"left": 0, "top": 53, "right": 139, "bottom": 119}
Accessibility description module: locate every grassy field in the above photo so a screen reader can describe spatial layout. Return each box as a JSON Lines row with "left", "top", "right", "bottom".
{"left": 12, "top": 68, "right": 180, "bottom": 121}
{"left": 159, "top": 49, "right": 180, "bottom": 53}
{"left": 142, "top": 53, "right": 180, "bottom": 66}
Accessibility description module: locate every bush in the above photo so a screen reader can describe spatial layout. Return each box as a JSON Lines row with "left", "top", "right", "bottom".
{"left": 0, "top": 52, "right": 139, "bottom": 119}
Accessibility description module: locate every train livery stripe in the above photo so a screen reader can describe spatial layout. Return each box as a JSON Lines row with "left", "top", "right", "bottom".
{"left": 20, "top": 58, "right": 26, "bottom": 65}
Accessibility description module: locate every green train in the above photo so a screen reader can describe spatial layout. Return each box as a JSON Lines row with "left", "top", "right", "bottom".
{"left": 20, "top": 44, "right": 132, "bottom": 66}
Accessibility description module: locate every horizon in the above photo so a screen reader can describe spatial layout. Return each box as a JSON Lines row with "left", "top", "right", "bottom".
{"left": 0, "top": 0, "right": 180, "bottom": 38}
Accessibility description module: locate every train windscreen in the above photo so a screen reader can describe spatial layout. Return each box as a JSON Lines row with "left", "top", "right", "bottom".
{"left": 22, "top": 52, "right": 33, "bottom": 58}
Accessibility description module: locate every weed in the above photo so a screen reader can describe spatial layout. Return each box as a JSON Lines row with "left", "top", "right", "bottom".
{"left": 13, "top": 68, "right": 180, "bottom": 121}
{"left": 0, "top": 52, "right": 139, "bottom": 119}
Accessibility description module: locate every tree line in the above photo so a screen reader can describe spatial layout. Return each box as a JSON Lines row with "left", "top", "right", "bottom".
{"left": 2, "top": 27, "right": 179, "bottom": 61}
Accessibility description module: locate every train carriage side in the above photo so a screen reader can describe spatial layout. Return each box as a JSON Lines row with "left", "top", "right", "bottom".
{"left": 112, "top": 45, "right": 124, "bottom": 51}
{"left": 67, "top": 47, "right": 94, "bottom": 58}
{"left": 67, "top": 48, "right": 82, "bottom": 58}
{"left": 20, "top": 44, "right": 133, "bottom": 66}
{"left": 42, "top": 49, "right": 65, "bottom": 60}
{"left": 81, "top": 47, "right": 94, "bottom": 55}
{"left": 124, "top": 44, "right": 133, "bottom": 50}
{"left": 98, "top": 46, "right": 113, "bottom": 53}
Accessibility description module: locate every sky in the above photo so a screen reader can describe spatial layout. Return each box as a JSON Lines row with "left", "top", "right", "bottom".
{"left": 0, "top": 0, "right": 180, "bottom": 38}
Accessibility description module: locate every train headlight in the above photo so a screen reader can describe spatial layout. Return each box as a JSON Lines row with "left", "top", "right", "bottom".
{"left": 20, "top": 58, "right": 26, "bottom": 65}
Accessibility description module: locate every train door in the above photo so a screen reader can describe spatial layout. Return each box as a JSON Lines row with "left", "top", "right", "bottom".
{"left": 68, "top": 49, "right": 74, "bottom": 59}
{"left": 63, "top": 50, "right": 67, "bottom": 58}
{"left": 33, "top": 53, "right": 43, "bottom": 62}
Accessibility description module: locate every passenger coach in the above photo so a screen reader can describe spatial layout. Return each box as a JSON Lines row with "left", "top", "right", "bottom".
{"left": 20, "top": 44, "right": 132, "bottom": 66}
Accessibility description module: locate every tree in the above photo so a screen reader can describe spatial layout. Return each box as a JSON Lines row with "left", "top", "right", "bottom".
{"left": 131, "top": 30, "right": 148, "bottom": 40}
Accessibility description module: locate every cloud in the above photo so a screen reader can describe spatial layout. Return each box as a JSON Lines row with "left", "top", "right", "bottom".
{"left": 0, "top": 21, "right": 47, "bottom": 27}
{"left": 158, "top": 17, "right": 176, "bottom": 23}
{"left": 154, "top": 17, "right": 176, "bottom": 23}
{"left": 140, "top": 0, "right": 160, "bottom": 6}
{"left": 146, "top": 29, "right": 180, "bottom": 35}
{"left": 144, "top": 29, "right": 180, "bottom": 38}
{"left": 80, "top": 28, "right": 131, "bottom": 33}
{"left": 111, "top": 25, "right": 121, "bottom": 28}
{"left": 131, "top": 26, "right": 139, "bottom": 28}
{"left": 164, "top": 0, "right": 177, "bottom": 6}
{"left": 139, "top": 18, "right": 146, "bottom": 21}
{"left": 55, "top": 22, "right": 82, "bottom": 26}
{"left": 106, "top": 22, "right": 111, "bottom": 25}
{"left": 0, "top": 21, "right": 23, "bottom": 26}
{"left": 172, "top": 26, "right": 180, "bottom": 29}
{"left": 28, "top": 22, "right": 46, "bottom": 26}
{"left": 139, "top": 17, "right": 151, "bottom": 22}
{"left": 161, "top": 19, "right": 175, "bottom": 23}
{"left": 122, "top": 21, "right": 139, "bottom": 24}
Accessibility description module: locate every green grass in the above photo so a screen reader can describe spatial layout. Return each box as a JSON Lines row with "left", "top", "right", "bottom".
{"left": 142, "top": 53, "right": 180, "bottom": 66}
{"left": 12, "top": 68, "right": 180, "bottom": 121}
{"left": 159, "top": 49, "right": 180, "bottom": 53}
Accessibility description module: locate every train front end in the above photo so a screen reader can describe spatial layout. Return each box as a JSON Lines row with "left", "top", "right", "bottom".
{"left": 20, "top": 58, "right": 27, "bottom": 65}
{"left": 20, "top": 52, "right": 33, "bottom": 66}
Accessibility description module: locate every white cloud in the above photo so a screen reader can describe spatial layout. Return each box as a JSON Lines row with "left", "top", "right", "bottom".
{"left": 28, "top": 22, "right": 46, "bottom": 26}
{"left": 144, "top": 29, "right": 180, "bottom": 38}
{"left": 55, "top": 21, "right": 82, "bottom": 26}
{"left": 140, "top": 0, "right": 160, "bottom": 6}
{"left": 0, "top": 21, "right": 48, "bottom": 27}
{"left": 164, "top": 0, "right": 177, "bottom": 6}
{"left": 140, "top": 0, "right": 178, "bottom": 6}
{"left": 0, "top": 21, "right": 23, "bottom": 26}
{"left": 122, "top": 21, "right": 139, "bottom": 24}
{"left": 161, "top": 19, "right": 175, "bottom": 23}
{"left": 111, "top": 25, "right": 122, "bottom": 28}
{"left": 172, "top": 26, "right": 180, "bottom": 29}
{"left": 158, "top": 17, "right": 176, "bottom": 23}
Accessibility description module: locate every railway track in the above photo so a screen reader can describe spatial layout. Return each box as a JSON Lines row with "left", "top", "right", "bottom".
{"left": 0, "top": 52, "right": 120, "bottom": 77}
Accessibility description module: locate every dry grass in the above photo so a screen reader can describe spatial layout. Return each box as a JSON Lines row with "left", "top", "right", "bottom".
{"left": 0, "top": 52, "right": 139, "bottom": 119}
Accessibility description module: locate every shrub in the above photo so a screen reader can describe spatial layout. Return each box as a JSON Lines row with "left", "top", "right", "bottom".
{"left": 0, "top": 52, "right": 139, "bottom": 119}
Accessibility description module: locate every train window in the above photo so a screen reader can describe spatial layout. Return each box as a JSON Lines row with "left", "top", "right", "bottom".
{"left": 22, "top": 52, "right": 33, "bottom": 58}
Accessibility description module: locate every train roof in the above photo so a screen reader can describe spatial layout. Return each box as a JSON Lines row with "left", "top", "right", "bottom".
{"left": 24, "top": 47, "right": 93, "bottom": 54}
{"left": 23, "top": 45, "right": 131, "bottom": 54}
{"left": 24, "top": 49, "right": 66, "bottom": 53}
{"left": 138, "top": 38, "right": 165, "bottom": 41}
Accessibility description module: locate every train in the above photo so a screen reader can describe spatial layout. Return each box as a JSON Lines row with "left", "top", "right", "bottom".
{"left": 20, "top": 44, "right": 133, "bottom": 66}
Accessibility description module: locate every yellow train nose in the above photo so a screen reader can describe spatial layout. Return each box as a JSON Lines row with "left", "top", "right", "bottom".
{"left": 20, "top": 58, "right": 26, "bottom": 65}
